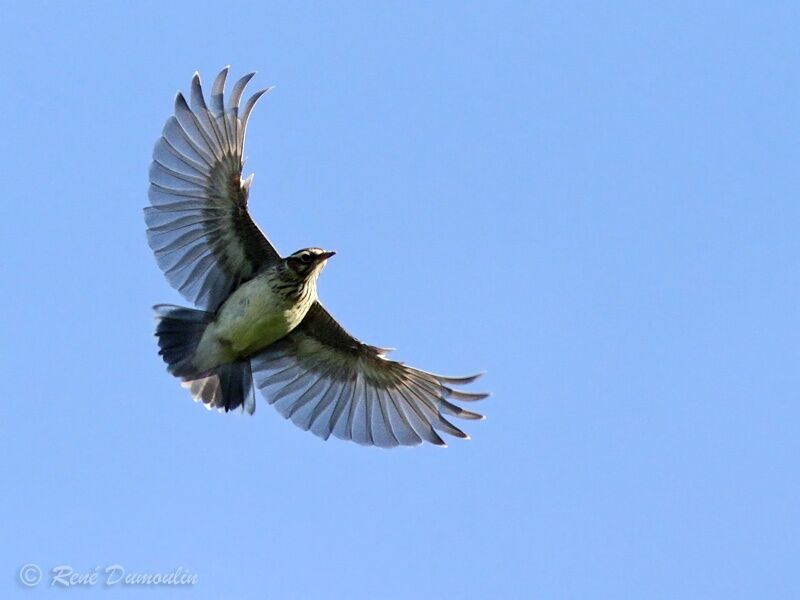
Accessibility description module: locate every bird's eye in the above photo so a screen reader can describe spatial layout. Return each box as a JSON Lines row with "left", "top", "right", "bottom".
{"left": 300, "top": 253, "right": 313, "bottom": 264}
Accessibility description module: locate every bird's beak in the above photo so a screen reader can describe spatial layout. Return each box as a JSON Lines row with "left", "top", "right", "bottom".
{"left": 319, "top": 251, "right": 336, "bottom": 261}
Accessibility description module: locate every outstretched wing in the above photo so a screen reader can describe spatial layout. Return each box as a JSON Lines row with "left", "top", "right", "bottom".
{"left": 145, "top": 67, "right": 280, "bottom": 312}
{"left": 251, "top": 303, "right": 488, "bottom": 447}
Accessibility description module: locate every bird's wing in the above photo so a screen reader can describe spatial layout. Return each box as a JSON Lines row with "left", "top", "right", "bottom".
{"left": 251, "top": 302, "right": 488, "bottom": 447}
{"left": 145, "top": 67, "right": 280, "bottom": 312}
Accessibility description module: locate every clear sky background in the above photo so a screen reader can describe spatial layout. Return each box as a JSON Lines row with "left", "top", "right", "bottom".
{"left": 1, "top": 2, "right": 798, "bottom": 598}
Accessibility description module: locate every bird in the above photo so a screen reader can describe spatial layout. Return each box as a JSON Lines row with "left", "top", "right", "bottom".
{"left": 145, "top": 67, "right": 488, "bottom": 447}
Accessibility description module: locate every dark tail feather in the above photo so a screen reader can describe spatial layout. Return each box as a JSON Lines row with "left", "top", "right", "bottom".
{"left": 154, "top": 304, "right": 256, "bottom": 415}
{"left": 182, "top": 361, "right": 256, "bottom": 414}
{"left": 154, "top": 304, "right": 213, "bottom": 378}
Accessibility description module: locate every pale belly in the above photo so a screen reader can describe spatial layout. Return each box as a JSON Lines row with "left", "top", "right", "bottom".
{"left": 193, "top": 275, "right": 310, "bottom": 371}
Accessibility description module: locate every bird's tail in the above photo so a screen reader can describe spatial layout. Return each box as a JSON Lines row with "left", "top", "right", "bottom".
{"left": 154, "top": 304, "right": 256, "bottom": 414}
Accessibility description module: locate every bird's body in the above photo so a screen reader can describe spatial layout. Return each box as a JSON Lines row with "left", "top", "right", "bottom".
{"left": 146, "top": 68, "right": 487, "bottom": 447}
{"left": 194, "top": 252, "right": 326, "bottom": 371}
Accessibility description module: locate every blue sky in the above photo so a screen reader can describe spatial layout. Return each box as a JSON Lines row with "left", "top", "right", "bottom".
{"left": 2, "top": 2, "right": 798, "bottom": 598}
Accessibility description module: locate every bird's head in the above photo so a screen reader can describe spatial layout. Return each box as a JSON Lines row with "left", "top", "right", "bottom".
{"left": 285, "top": 247, "right": 336, "bottom": 280}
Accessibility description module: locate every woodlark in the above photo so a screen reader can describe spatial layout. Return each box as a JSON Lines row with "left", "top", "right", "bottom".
{"left": 145, "top": 68, "right": 487, "bottom": 447}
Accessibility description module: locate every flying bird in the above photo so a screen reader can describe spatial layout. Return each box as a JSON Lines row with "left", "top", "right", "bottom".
{"left": 145, "top": 67, "right": 487, "bottom": 447}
